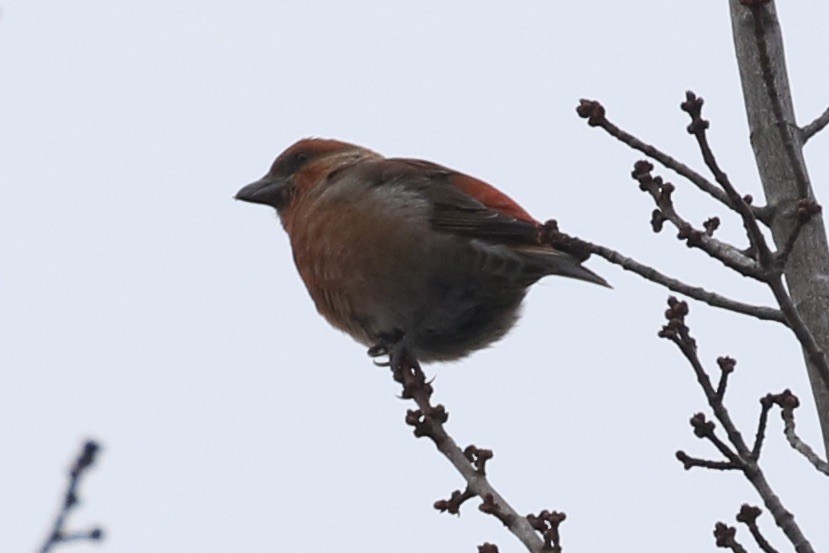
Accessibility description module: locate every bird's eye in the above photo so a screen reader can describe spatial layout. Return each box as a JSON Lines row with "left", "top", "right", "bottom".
{"left": 273, "top": 151, "right": 312, "bottom": 176}
{"left": 294, "top": 152, "right": 309, "bottom": 164}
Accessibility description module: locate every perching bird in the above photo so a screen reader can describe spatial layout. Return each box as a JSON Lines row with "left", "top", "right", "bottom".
{"left": 236, "top": 138, "right": 608, "bottom": 365}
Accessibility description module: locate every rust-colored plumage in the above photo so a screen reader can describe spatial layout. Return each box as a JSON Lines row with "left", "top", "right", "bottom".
{"left": 237, "top": 138, "right": 608, "bottom": 363}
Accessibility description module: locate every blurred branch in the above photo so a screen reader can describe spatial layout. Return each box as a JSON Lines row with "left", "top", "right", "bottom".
{"left": 39, "top": 440, "right": 104, "bottom": 553}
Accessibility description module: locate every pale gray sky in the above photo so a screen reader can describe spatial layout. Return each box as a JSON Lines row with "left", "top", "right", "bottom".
{"left": 2, "top": 2, "right": 828, "bottom": 552}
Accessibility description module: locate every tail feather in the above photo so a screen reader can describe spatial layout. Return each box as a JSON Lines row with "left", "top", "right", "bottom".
{"left": 529, "top": 249, "right": 611, "bottom": 288}
{"left": 470, "top": 240, "right": 611, "bottom": 288}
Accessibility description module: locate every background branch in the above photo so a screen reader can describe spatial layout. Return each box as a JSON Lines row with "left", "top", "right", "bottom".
{"left": 39, "top": 441, "right": 104, "bottom": 553}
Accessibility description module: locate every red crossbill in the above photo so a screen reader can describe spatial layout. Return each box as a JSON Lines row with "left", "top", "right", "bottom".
{"left": 236, "top": 138, "right": 608, "bottom": 364}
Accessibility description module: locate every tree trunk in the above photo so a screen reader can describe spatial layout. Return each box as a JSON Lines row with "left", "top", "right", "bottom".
{"left": 729, "top": 0, "right": 829, "bottom": 455}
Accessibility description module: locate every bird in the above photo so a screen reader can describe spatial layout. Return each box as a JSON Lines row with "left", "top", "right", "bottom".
{"left": 236, "top": 138, "right": 608, "bottom": 367}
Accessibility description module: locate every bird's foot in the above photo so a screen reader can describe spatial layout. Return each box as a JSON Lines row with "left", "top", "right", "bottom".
{"left": 367, "top": 329, "right": 405, "bottom": 367}
{"left": 367, "top": 332, "right": 430, "bottom": 399}
{"left": 367, "top": 344, "right": 391, "bottom": 366}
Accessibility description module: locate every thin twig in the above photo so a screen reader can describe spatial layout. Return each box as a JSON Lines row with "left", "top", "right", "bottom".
{"left": 716, "top": 357, "right": 737, "bottom": 400}
{"left": 576, "top": 99, "right": 770, "bottom": 223}
{"left": 692, "top": 413, "right": 745, "bottom": 466}
{"left": 750, "top": 396, "right": 773, "bottom": 460}
{"left": 715, "top": 522, "right": 750, "bottom": 553}
{"left": 435, "top": 488, "right": 477, "bottom": 515}
{"left": 526, "top": 511, "right": 566, "bottom": 553}
{"left": 543, "top": 222, "right": 786, "bottom": 324}
{"left": 801, "top": 106, "right": 829, "bottom": 143}
{"left": 681, "top": 92, "right": 774, "bottom": 269}
{"left": 736, "top": 504, "right": 779, "bottom": 553}
{"left": 630, "top": 160, "right": 764, "bottom": 279}
{"left": 676, "top": 450, "right": 741, "bottom": 471}
{"left": 768, "top": 391, "right": 829, "bottom": 475}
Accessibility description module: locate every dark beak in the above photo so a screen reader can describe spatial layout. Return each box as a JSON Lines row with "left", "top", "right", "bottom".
{"left": 235, "top": 176, "right": 291, "bottom": 210}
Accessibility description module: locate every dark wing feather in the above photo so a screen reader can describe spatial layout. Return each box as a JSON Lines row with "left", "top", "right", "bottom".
{"left": 377, "top": 158, "right": 543, "bottom": 246}
{"left": 361, "top": 157, "right": 609, "bottom": 287}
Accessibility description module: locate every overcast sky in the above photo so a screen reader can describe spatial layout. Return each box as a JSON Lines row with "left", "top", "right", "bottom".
{"left": 2, "top": 2, "right": 828, "bottom": 552}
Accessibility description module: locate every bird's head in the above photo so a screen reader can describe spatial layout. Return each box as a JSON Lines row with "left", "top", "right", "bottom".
{"left": 236, "top": 138, "right": 377, "bottom": 213}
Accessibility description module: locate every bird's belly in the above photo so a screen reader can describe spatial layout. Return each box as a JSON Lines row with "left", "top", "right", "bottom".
{"left": 295, "top": 243, "right": 526, "bottom": 361}
{"left": 288, "top": 201, "right": 528, "bottom": 362}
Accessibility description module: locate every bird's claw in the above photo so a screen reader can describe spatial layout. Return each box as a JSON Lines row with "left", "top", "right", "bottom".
{"left": 367, "top": 344, "right": 388, "bottom": 357}
{"left": 368, "top": 344, "right": 392, "bottom": 366}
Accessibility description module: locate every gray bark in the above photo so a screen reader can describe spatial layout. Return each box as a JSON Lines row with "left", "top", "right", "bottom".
{"left": 729, "top": 0, "right": 829, "bottom": 456}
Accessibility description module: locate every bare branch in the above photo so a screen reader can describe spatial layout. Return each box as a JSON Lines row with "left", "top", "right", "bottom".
{"left": 680, "top": 91, "right": 829, "bottom": 404}
{"left": 543, "top": 222, "right": 786, "bottom": 324}
{"left": 687, "top": 412, "right": 744, "bottom": 466}
{"left": 766, "top": 390, "right": 829, "bottom": 475}
{"left": 676, "top": 450, "right": 741, "bottom": 471}
{"left": 659, "top": 298, "right": 815, "bottom": 553}
{"left": 681, "top": 91, "right": 775, "bottom": 269}
{"left": 801, "top": 106, "right": 829, "bottom": 143}
{"left": 716, "top": 356, "right": 737, "bottom": 400}
{"left": 387, "top": 352, "right": 547, "bottom": 552}
{"left": 576, "top": 99, "right": 770, "bottom": 223}
{"left": 751, "top": 395, "right": 773, "bottom": 460}
{"left": 630, "top": 160, "right": 764, "bottom": 279}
